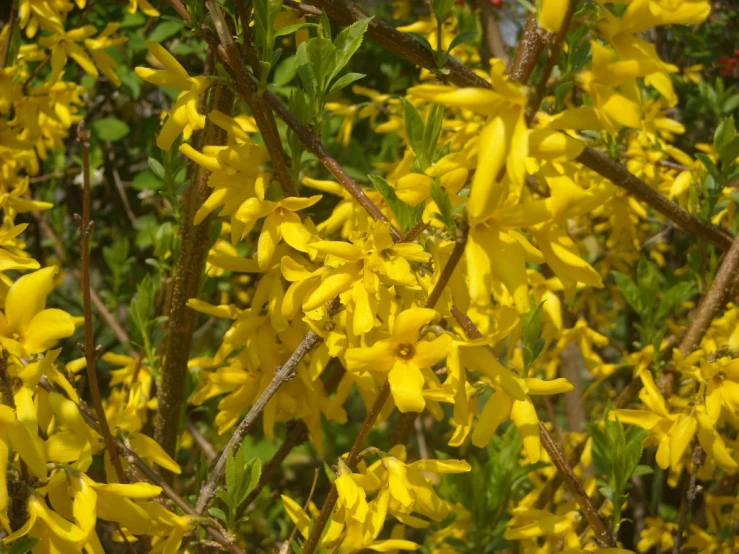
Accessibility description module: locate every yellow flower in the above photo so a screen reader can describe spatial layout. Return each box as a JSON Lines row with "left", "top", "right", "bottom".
{"left": 0, "top": 267, "right": 76, "bottom": 357}
{"left": 235, "top": 195, "right": 322, "bottom": 269}
{"left": 84, "top": 23, "right": 128, "bottom": 87}
{"left": 345, "top": 307, "right": 452, "bottom": 413}
{"left": 135, "top": 41, "right": 214, "bottom": 150}
{"left": 39, "top": 26, "right": 99, "bottom": 83}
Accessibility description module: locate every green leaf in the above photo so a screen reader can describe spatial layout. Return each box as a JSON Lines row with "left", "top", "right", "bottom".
{"left": 368, "top": 174, "right": 423, "bottom": 232}
{"left": 430, "top": 176, "right": 456, "bottom": 230}
{"left": 636, "top": 258, "right": 661, "bottom": 312}
{"left": 407, "top": 32, "right": 434, "bottom": 54}
{"left": 432, "top": 0, "right": 455, "bottom": 22}
{"left": 306, "top": 37, "right": 336, "bottom": 90}
{"left": 274, "top": 22, "right": 318, "bottom": 38}
{"left": 632, "top": 465, "right": 654, "bottom": 477}
{"left": 92, "top": 118, "right": 130, "bottom": 142}
{"left": 422, "top": 104, "right": 444, "bottom": 167}
{"left": 655, "top": 281, "right": 697, "bottom": 320}
{"left": 447, "top": 30, "right": 478, "bottom": 52}
{"left": 208, "top": 507, "right": 228, "bottom": 524}
{"left": 328, "top": 72, "right": 366, "bottom": 94}
{"left": 696, "top": 152, "right": 721, "bottom": 182}
{"left": 240, "top": 458, "right": 262, "bottom": 504}
{"left": 401, "top": 99, "right": 426, "bottom": 168}
{"left": 7, "top": 538, "right": 41, "bottom": 554}
{"left": 226, "top": 445, "right": 240, "bottom": 500}
{"left": 295, "top": 42, "right": 315, "bottom": 97}
{"left": 133, "top": 171, "right": 164, "bottom": 191}
{"left": 148, "top": 157, "right": 166, "bottom": 180}
{"left": 148, "top": 21, "right": 184, "bottom": 43}
{"left": 330, "top": 17, "right": 373, "bottom": 82}
{"left": 719, "top": 136, "right": 739, "bottom": 167}
{"left": 613, "top": 271, "right": 643, "bottom": 316}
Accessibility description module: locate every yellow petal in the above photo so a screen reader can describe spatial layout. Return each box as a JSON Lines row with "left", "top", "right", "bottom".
{"left": 392, "top": 307, "right": 439, "bottom": 343}
{"left": 388, "top": 362, "right": 426, "bottom": 413}
{"left": 539, "top": 0, "right": 570, "bottom": 32}
{"left": 472, "top": 389, "right": 513, "bottom": 447}
{"left": 511, "top": 400, "right": 541, "bottom": 462}
{"left": 129, "top": 432, "right": 181, "bottom": 474}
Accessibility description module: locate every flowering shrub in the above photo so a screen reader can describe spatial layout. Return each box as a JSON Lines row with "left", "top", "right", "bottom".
{"left": 0, "top": 0, "right": 738, "bottom": 553}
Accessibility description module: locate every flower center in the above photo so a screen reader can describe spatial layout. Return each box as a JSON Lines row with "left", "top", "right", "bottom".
{"left": 395, "top": 343, "right": 415, "bottom": 360}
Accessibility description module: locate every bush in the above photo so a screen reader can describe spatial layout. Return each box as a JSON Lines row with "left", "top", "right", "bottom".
{"left": 0, "top": 0, "right": 738, "bottom": 552}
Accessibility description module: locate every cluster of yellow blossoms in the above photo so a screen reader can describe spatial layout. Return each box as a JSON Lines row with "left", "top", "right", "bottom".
{"left": 1, "top": 1, "right": 201, "bottom": 553}
{"left": 2, "top": 0, "right": 737, "bottom": 552}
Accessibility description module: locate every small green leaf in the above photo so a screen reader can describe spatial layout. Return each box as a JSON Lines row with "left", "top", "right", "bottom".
{"left": 208, "top": 507, "right": 228, "bottom": 524}
{"left": 274, "top": 22, "right": 318, "bottom": 38}
{"left": 7, "top": 538, "right": 41, "bottom": 554}
{"left": 719, "top": 136, "right": 739, "bottom": 167}
{"left": 407, "top": 32, "right": 434, "bottom": 54}
{"left": 632, "top": 465, "right": 654, "bottom": 477}
{"left": 148, "top": 21, "right": 184, "bottom": 43}
{"left": 148, "top": 157, "right": 166, "bottom": 180}
{"left": 330, "top": 17, "right": 373, "bottom": 82}
{"left": 447, "top": 30, "right": 478, "bottom": 52}
{"left": 655, "top": 281, "right": 697, "bottom": 320}
{"left": 368, "top": 174, "right": 424, "bottom": 232}
{"left": 431, "top": 0, "right": 455, "bottom": 22}
{"left": 329, "top": 72, "right": 366, "bottom": 94}
{"left": 401, "top": 99, "right": 426, "bottom": 168}
{"left": 92, "top": 118, "right": 130, "bottom": 142}
{"left": 306, "top": 37, "right": 336, "bottom": 90}
{"left": 613, "top": 271, "right": 644, "bottom": 316}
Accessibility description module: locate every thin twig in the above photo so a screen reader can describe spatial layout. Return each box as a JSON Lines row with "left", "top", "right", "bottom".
{"left": 539, "top": 422, "right": 616, "bottom": 547}
{"left": 195, "top": 331, "right": 323, "bottom": 514}
{"left": 673, "top": 445, "right": 705, "bottom": 554}
{"left": 1, "top": 2, "right": 17, "bottom": 69}
{"left": 76, "top": 121, "right": 127, "bottom": 484}
{"left": 281, "top": 467, "right": 320, "bottom": 553}
{"left": 31, "top": 212, "right": 132, "bottom": 348}
{"left": 576, "top": 147, "right": 732, "bottom": 251}
{"left": 187, "top": 420, "right": 218, "bottom": 463}
{"left": 103, "top": 141, "right": 137, "bottom": 225}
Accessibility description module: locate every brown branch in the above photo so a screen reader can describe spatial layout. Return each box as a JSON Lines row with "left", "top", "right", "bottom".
{"left": 478, "top": 0, "right": 510, "bottom": 68}
{"left": 1, "top": 1, "right": 16, "bottom": 69}
{"left": 576, "top": 148, "right": 733, "bottom": 251}
{"left": 195, "top": 330, "right": 323, "bottom": 514}
{"left": 539, "top": 421, "right": 616, "bottom": 547}
{"left": 509, "top": 14, "right": 549, "bottom": 84}
{"left": 206, "top": 1, "right": 298, "bottom": 197}
{"left": 240, "top": 362, "right": 345, "bottom": 509}
{"left": 307, "top": 0, "right": 491, "bottom": 89}
{"left": 76, "top": 121, "right": 127, "bottom": 484}
{"left": 154, "top": 80, "right": 234, "bottom": 462}
{"left": 187, "top": 419, "right": 217, "bottom": 463}
{"left": 32, "top": 212, "right": 132, "bottom": 348}
{"left": 678, "top": 231, "right": 739, "bottom": 354}
{"left": 673, "top": 445, "right": 705, "bottom": 554}
{"left": 163, "top": 0, "right": 191, "bottom": 22}
{"left": 102, "top": 141, "right": 137, "bottom": 225}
